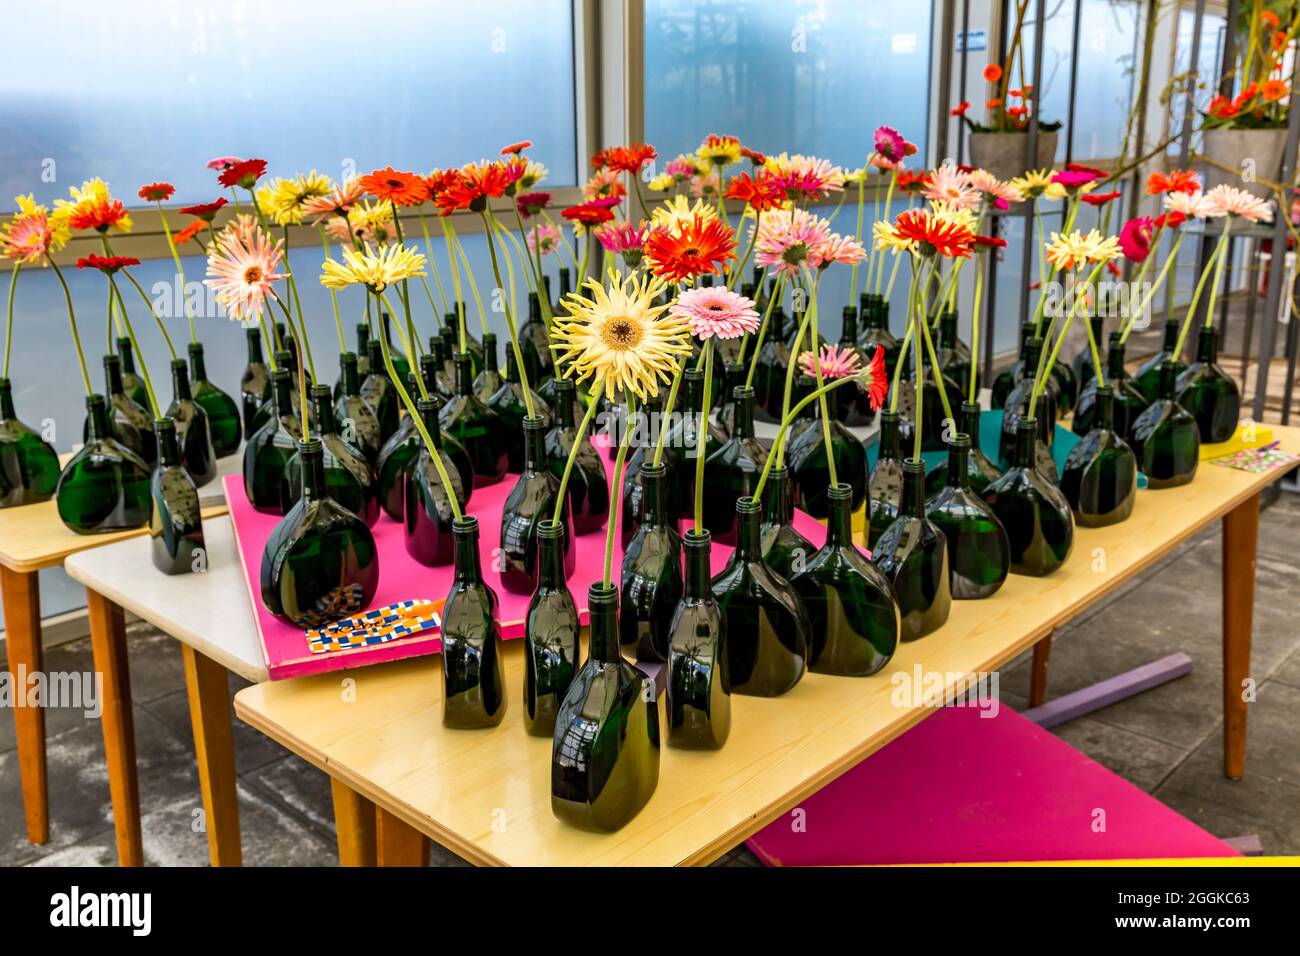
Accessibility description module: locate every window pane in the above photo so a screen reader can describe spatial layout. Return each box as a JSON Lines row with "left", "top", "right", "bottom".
{"left": 644, "top": 0, "right": 933, "bottom": 168}
{"left": 1, "top": 0, "right": 577, "bottom": 212}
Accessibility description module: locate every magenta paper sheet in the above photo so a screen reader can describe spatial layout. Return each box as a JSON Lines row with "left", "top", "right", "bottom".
{"left": 225, "top": 445, "right": 828, "bottom": 680}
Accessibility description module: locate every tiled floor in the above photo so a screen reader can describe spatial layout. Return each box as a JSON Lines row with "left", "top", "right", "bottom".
{"left": 2, "top": 490, "right": 1298, "bottom": 867}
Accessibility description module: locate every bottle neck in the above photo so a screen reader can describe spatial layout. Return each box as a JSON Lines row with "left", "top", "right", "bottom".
{"left": 0, "top": 380, "right": 14, "bottom": 419}
{"left": 1095, "top": 386, "right": 1115, "bottom": 430}
{"left": 960, "top": 401, "right": 981, "bottom": 439}
{"left": 825, "top": 485, "right": 854, "bottom": 543}
{"left": 171, "top": 360, "right": 192, "bottom": 401}
{"left": 367, "top": 341, "right": 385, "bottom": 376}
{"left": 417, "top": 398, "right": 443, "bottom": 447}
{"left": 1157, "top": 361, "right": 1178, "bottom": 400}
{"left": 762, "top": 466, "right": 794, "bottom": 524}
{"left": 455, "top": 354, "right": 474, "bottom": 395}
{"left": 355, "top": 324, "right": 370, "bottom": 355}
{"left": 1161, "top": 319, "right": 1179, "bottom": 352}
{"left": 901, "top": 460, "right": 926, "bottom": 517}
{"left": 735, "top": 498, "right": 763, "bottom": 559}
{"left": 272, "top": 372, "right": 293, "bottom": 414}
{"left": 682, "top": 531, "right": 713, "bottom": 598}
{"left": 188, "top": 344, "right": 207, "bottom": 382}
{"left": 522, "top": 415, "right": 547, "bottom": 471}
{"left": 553, "top": 385, "right": 577, "bottom": 427}
{"left": 558, "top": 267, "right": 571, "bottom": 297}
{"left": 103, "top": 356, "right": 125, "bottom": 397}
{"left": 483, "top": 336, "right": 499, "bottom": 373}
{"left": 311, "top": 386, "right": 336, "bottom": 434}
{"left": 586, "top": 585, "right": 621, "bottom": 663}
{"left": 452, "top": 519, "right": 484, "bottom": 584}
{"left": 86, "top": 395, "right": 112, "bottom": 441}
{"left": 1197, "top": 326, "right": 1218, "bottom": 364}
{"left": 536, "top": 524, "right": 568, "bottom": 588}
{"left": 341, "top": 354, "right": 361, "bottom": 395}
{"left": 298, "top": 441, "right": 327, "bottom": 501}
{"left": 1107, "top": 334, "right": 1126, "bottom": 379}
{"left": 156, "top": 419, "right": 182, "bottom": 467}
{"left": 731, "top": 387, "right": 755, "bottom": 437}
{"left": 420, "top": 355, "right": 440, "bottom": 394}
{"left": 1014, "top": 420, "right": 1038, "bottom": 469}
{"left": 840, "top": 308, "right": 858, "bottom": 344}
{"left": 879, "top": 411, "right": 901, "bottom": 460}
{"left": 528, "top": 293, "right": 541, "bottom": 323}
{"left": 246, "top": 328, "right": 264, "bottom": 364}
{"left": 504, "top": 348, "right": 521, "bottom": 384}
{"left": 639, "top": 463, "right": 668, "bottom": 525}
{"left": 946, "top": 439, "right": 971, "bottom": 489}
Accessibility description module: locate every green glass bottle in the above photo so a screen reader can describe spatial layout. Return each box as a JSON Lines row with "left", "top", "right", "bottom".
{"left": 1074, "top": 332, "right": 1147, "bottom": 440}
{"left": 537, "top": 359, "right": 580, "bottom": 423}
{"left": 55, "top": 394, "right": 151, "bottom": 534}
{"left": 440, "top": 352, "right": 511, "bottom": 487}
{"left": 990, "top": 321, "right": 1037, "bottom": 410}
{"left": 1177, "top": 326, "right": 1240, "bottom": 444}
{"left": 871, "top": 459, "right": 951, "bottom": 640}
{"left": 867, "top": 409, "right": 906, "bottom": 548}
{"left": 714, "top": 362, "right": 748, "bottom": 437}
{"left": 925, "top": 400, "right": 1001, "bottom": 495}
{"left": 281, "top": 384, "right": 379, "bottom": 525}
{"left": 665, "top": 367, "right": 725, "bottom": 518}
{"left": 620, "top": 394, "right": 675, "bottom": 547}
{"left": 543, "top": 378, "right": 608, "bottom": 534}
{"left": 425, "top": 338, "right": 455, "bottom": 399}
{"left": 936, "top": 308, "right": 978, "bottom": 400}
{"left": 837, "top": 305, "right": 875, "bottom": 425}
{"left": 488, "top": 347, "right": 551, "bottom": 472}
{"left": 334, "top": 351, "right": 384, "bottom": 467}
{"left": 330, "top": 322, "right": 370, "bottom": 401}
{"left": 441, "top": 516, "right": 506, "bottom": 729}
{"left": 551, "top": 583, "right": 659, "bottom": 830}
{"left": 858, "top": 292, "right": 902, "bottom": 386}
{"left": 1060, "top": 385, "right": 1137, "bottom": 527}
{"left": 753, "top": 303, "right": 791, "bottom": 422}
{"left": 472, "top": 332, "right": 502, "bottom": 401}
{"left": 260, "top": 438, "right": 379, "bottom": 627}
{"left": 116, "top": 336, "right": 150, "bottom": 411}
{"left": 667, "top": 529, "right": 731, "bottom": 749}
{"left": 910, "top": 343, "right": 961, "bottom": 453}
{"left": 793, "top": 482, "right": 900, "bottom": 674}
{"left": 702, "top": 386, "right": 769, "bottom": 545}
{"left": 150, "top": 417, "right": 205, "bottom": 575}
{"left": 1071, "top": 315, "right": 1106, "bottom": 402}
{"left": 405, "top": 396, "right": 469, "bottom": 567}
{"left": 523, "top": 520, "right": 581, "bottom": 737}
{"left": 500, "top": 414, "right": 571, "bottom": 593}
{"left": 1131, "top": 360, "right": 1200, "bottom": 488}
{"left": 619, "top": 461, "right": 684, "bottom": 663}
{"left": 0, "top": 376, "right": 59, "bottom": 507}
{"left": 982, "top": 418, "right": 1075, "bottom": 576}
{"left": 242, "top": 368, "right": 301, "bottom": 514}
{"left": 998, "top": 370, "right": 1059, "bottom": 483}
{"left": 188, "top": 342, "right": 241, "bottom": 458}
{"left": 89, "top": 354, "right": 155, "bottom": 467}
{"left": 240, "top": 327, "right": 272, "bottom": 440}
{"left": 519, "top": 291, "right": 555, "bottom": 385}
{"left": 711, "top": 496, "right": 810, "bottom": 696}
{"left": 166, "top": 358, "right": 218, "bottom": 488}
{"left": 1134, "top": 318, "right": 1185, "bottom": 403}
{"left": 362, "top": 339, "right": 400, "bottom": 442}
{"left": 759, "top": 464, "right": 815, "bottom": 580}
{"left": 925, "top": 435, "right": 1010, "bottom": 599}
{"left": 786, "top": 384, "right": 868, "bottom": 518}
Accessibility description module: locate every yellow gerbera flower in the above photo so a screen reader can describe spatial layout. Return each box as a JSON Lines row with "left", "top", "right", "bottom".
{"left": 647, "top": 172, "right": 675, "bottom": 192}
{"left": 320, "top": 242, "right": 426, "bottom": 292}
{"left": 347, "top": 200, "right": 400, "bottom": 245}
{"left": 651, "top": 195, "right": 717, "bottom": 231}
{"left": 1077, "top": 228, "right": 1122, "bottom": 263}
{"left": 695, "top": 134, "right": 742, "bottom": 169}
{"left": 549, "top": 269, "right": 693, "bottom": 401}
{"left": 873, "top": 219, "right": 916, "bottom": 255}
{"left": 257, "top": 171, "right": 334, "bottom": 226}
{"left": 929, "top": 200, "right": 978, "bottom": 233}
{"left": 50, "top": 178, "right": 133, "bottom": 234}
{"left": 1009, "top": 169, "right": 1053, "bottom": 200}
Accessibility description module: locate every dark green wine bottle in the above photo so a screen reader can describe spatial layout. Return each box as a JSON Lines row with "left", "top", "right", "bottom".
{"left": 188, "top": 342, "right": 241, "bottom": 458}
{"left": 240, "top": 327, "right": 272, "bottom": 440}
{"left": 281, "top": 384, "right": 379, "bottom": 524}
{"left": 0, "top": 376, "right": 59, "bottom": 507}
{"left": 871, "top": 459, "right": 951, "bottom": 639}
{"left": 334, "top": 350, "right": 384, "bottom": 467}
{"left": 982, "top": 418, "right": 1075, "bottom": 575}
{"left": 925, "top": 435, "right": 1011, "bottom": 599}
{"left": 166, "top": 358, "right": 218, "bottom": 488}
{"left": 150, "top": 417, "right": 206, "bottom": 574}
{"left": 116, "top": 336, "right": 150, "bottom": 411}
{"left": 362, "top": 339, "right": 400, "bottom": 442}
{"left": 91, "top": 353, "right": 155, "bottom": 467}
{"left": 786, "top": 384, "right": 868, "bottom": 518}
{"left": 472, "top": 332, "right": 502, "bottom": 401}
{"left": 619, "top": 461, "right": 683, "bottom": 663}
{"left": 759, "top": 464, "right": 815, "bottom": 580}
{"left": 1176, "top": 326, "right": 1240, "bottom": 444}
{"left": 242, "top": 368, "right": 301, "bottom": 514}
{"left": 1134, "top": 318, "right": 1185, "bottom": 404}
{"left": 666, "top": 529, "right": 730, "bottom": 749}
{"left": 55, "top": 393, "right": 151, "bottom": 533}
{"left": 405, "top": 396, "right": 468, "bottom": 566}
{"left": 441, "top": 516, "right": 506, "bottom": 728}
{"left": 1131, "top": 360, "right": 1200, "bottom": 488}
{"left": 523, "top": 520, "right": 580, "bottom": 737}
{"left": 867, "top": 409, "right": 906, "bottom": 547}
{"left": 701, "top": 386, "right": 769, "bottom": 545}
{"left": 1060, "top": 385, "right": 1137, "bottom": 526}
{"left": 500, "top": 414, "right": 570, "bottom": 593}
{"left": 440, "top": 352, "right": 510, "bottom": 486}
{"left": 543, "top": 377, "right": 608, "bottom": 534}
{"left": 1074, "top": 332, "right": 1147, "bottom": 439}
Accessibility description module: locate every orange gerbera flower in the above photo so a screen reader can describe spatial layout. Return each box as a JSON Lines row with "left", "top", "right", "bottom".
{"left": 174, "top": 219, "right": 207, "bottom": 245}
{"left": 604, "top": 143, "right": 657, "bottom": 174}
{"left": 644, "top": 215, "right": 736, "bottom": 281}
{"left": 68, "top": 198, "right": 131, "bottom": 233}
{"left": 983, "top": 64, "right": 1003, "bottom": 83}
{"left": 1145, "top": 169, "right": 1201, "bottom": 196}
{"left": 138, "top": 181, "right": 175, "bottom": 202}
{"left": 896, "top": 170, "right": 932, "bottom": 194}
{"left": 892, "top": 209, "right": 974, "bottom": 259}
{"left": 433, "top": 163, "right": 513, "bottom": 215}
{"left": 1263, "top": 79, "right": 1289, "bottom": 102}
{"left": 1261, "top": 10, "right": 1280, "bottom": 30}
{"left": 986, "top": 98, "right": 1003, "bottom": 110}
{"left": 1272, "top": 30, "right": 1289, "bottom": 51}
{"left": 359, "top": 167, "right": 429, "bottom": 207}
{"left": 724, "top": 171, "right": 785, "bottom": 212}
{"left": 500, "top": 140, "right": 532, "bottom": 155}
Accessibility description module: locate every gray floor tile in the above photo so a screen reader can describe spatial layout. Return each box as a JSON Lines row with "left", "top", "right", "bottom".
{"left": 1274, "top": 647, "right": 1300, "bottom": 689}
{"left": 242, "top": 754, "right": 337, "bottom": 839}
{"left": 121, "top": 625, "right": 187, "bottom": 706}
{"left": 1189, "top": 680, "right": 1300, "bottom": 789}
{"left": 0, "top": 637, "right": 101, "bottom": 754}
{"left": 1050, "top": 717, "right": 1192, "bottom": 792}
{"left": 1153, "top": 755, "right": 1300, "bottom": 855}
{"left": 141, "top": 687, "right": 288, "bottom": 776}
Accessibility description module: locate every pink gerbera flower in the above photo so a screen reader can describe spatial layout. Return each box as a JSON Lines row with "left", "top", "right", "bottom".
{"left": 204, "top": 226, "right": 286, "bottom": 319}
{"left": 527, "top": 222, "right": 562, "bottom": 258}
{"left": 968, "top": 168, "right": 1023, "bottom": 210}
{"left": 813, "top": 232, "right": 867, "bottom": 268}
{"left": 596, "top": 220, "right": 652, "bottom": 267}
{"left": 1204, "top": 184, "right": 1273, "bottom": 223}
{"left": 669, "top": 286, "right": 760, "bottom": 340}
{"left": 753, "top": 208, "right": 833, "bottom": 277}
{"left": 207, "top": 156, "right": 242, "bottom": 171}
{"left": 924, "top": 165, "right": 980, "bottom": 211}
{"left": 798, "top": 343, "right": 863, "bottom": 380}
{"left": 302, "top": 178, "right": 365, "bottom": 222}
{"left": 873, "top": 126, "right": 913, "bottom": 164}
{"left": 1118, "top": 216, "right": 1154, "bottom": 263}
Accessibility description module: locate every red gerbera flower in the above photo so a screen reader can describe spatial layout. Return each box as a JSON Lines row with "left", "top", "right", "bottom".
{"left": 76, "top": 254, "right": 140, "bottom": 275}
{"left": 896, "top": 170, "right": 932, "bottom": 194}
{"left": 516, "top": 191, "right": 551, "bottom": 218}
{"left": 1081, "top": 190, "right": 1122, "bottom": 207}
{"left": 180, "top": 198, "right": 229, "bottom": 222}
{"left": 644, "top": 215, "right": 736, "bottom": 281}
{"left": 893, "top": 209, "right": 975, "bottom": 259}
{"left": 859, "top": 345, "right": 888, "bottom": 411}
{"left": 217, "top": 158, "right": 268, "bottom": 190}
{"left": 1154, "top": 210, "right": 1187, "bottom": 229}
{"left": 983, "top": 64, "right": 1003, "bottom": 83}
{"left": 740, "top": 146, "right": 767, "bottom": 166}
{"left": 500, "top": 140, "right": 533, "bottom": 156}
{"left": 724, "top": 172, "right": 785, "bottom": 212}
{"left": 138, "top": 181, "right": 175, "bottom": 202}
{"left": 173, "top": 219, "right": 207, "bottom": 245}
{"left": 589, "top": 149, "right": 609, "bottom": 170}
{"left": 604, "top": 143, "right": 658, "bottom": 174}
{"left": 434, "top": 162, "right": 513, "bottom": 215}
{"left": 561, "top": 199, "right": 619, "bottom": 226}
{"left": 68, "top": 198, "right": 131, "bottom": 233}
{"left": 973, "top": 234, "right": 1007, "bottom": 250}
{"left": 950, "top": 101, "right": 971, "bottom": 117}
{"left": 359, "top": 167, "right": 430, "bottom": 207}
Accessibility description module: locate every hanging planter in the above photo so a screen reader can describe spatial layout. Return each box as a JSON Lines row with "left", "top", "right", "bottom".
{"left": 967, "top": 130, "right": 1059, "bottom": 183}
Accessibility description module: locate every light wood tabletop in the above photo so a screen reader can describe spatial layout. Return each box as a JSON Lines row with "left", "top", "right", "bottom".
{"left": 233, "top": 425, "right": 1300, "bottom": 867}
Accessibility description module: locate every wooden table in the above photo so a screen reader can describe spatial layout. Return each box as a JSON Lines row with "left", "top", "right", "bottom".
{"left": 232, "top": 425, "right": 1300, "bottom": 867}
{"left": 60, "top": 515, "right": 257, "bottom": 867}
{"left": 0, "top": 486, "right": 227, "bottom": 856}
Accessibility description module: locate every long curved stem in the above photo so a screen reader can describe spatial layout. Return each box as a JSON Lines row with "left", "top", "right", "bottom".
{"left": 121, "top": 269, "right": 178, "bottom": 361}
{"left": 752, "top": 376, "right": 858, "bottom": 501}
{"left": 481, "top": 210, "right": 535, "bottom": 417}
{"left": 318, "top": 227, "right": 347, "bottom": 351}
{"left": 156, "top": 204, "right": 198, "bottom": 344}
{"left": 107, "top": 276, "right": 162, "bottom": 419}
{"left": 3, "top": 263, "right": 20, "bottom": 379}
{"left": 48, "top": 258, "right": 92, "bottom": 395}
{"left": 439, "top": 217, "right": 467, "bottom": 351}
{"left": 552, "top": 390, "right": 601, "bottom": 526}
{"left": 694, "top": 339, "right": 714, "bottom": 532}
{"left": 918, "top": 297, "right": 955, "bottom": 429}
{"left": 804, "top": 270, "right": 838, "bottom": 486}
{"left": 604, "top": 393, "right": 638, "bottom": 587}
{"left": 742, "top": 272, "right": 785, "bottom": 385}
{"left": 377, "top": 292, "right": 428, "bottom": 401}
{"left": 652, "top": 361, "right": 685, "bottom": 468}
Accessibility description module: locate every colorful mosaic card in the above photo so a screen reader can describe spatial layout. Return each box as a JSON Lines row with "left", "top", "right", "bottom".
{"left": 1209, "top": 442, "right": 1300, "bottom": 474}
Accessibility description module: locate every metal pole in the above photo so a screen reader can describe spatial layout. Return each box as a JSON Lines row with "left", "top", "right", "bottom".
{"left": 982, "top": 0, "right": 1012, "bottom": 385}
{"left": 1017, "top": 0, "right": 1047, "bottom": 329}
{"left": 958, "top": 0, "right": 971, "bottom": 166}
{"left": 1064, "top": 0, "right": 1082, "bottom": 164}
{"left": 936, "top": 0, "right": 956, "bottom": 165}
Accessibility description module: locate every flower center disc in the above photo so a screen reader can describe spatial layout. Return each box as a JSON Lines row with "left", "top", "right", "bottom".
{"left": 602, "top": 316, "right": 643, "bottom": 350}
{"left": 244, "top": 266, "right": 264, "bottom": 285}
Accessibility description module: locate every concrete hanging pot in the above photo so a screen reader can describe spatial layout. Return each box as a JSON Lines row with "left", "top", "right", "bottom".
{"left": 967, "top": 130, "right": 1058, "bottom": 182}
{"left": 1200, "top": 127, "right": 1289, "bottom": 198}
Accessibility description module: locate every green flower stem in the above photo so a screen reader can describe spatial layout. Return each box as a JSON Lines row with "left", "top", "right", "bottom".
{"left": 803, "top": 269, "right": 838, "bottom": 487}
{"left": 540, "top": 210, "right": 579, "bottom": 272}
{"left": 106, "top": 275, "right": 162, "bottom": 419}
{"left": 1173, "top": 219, "right": 1231, "bottom": 362}
{"left": 48, "top": 258, "right": 92, "bottom": 395}
{"left": 377, "top": 325, "right": 461, "bottom": 521}
{"left": 1030, "top": 197, "right": 1082, "bottom": 337}
{"left": 918, "top": 293, "right": 955, "bottom": 430}
{"left": 777, "top": 282, "right": 817, "bottom": 462}
{"left": 694, "top": 339, "right": 714, "bottom": 533}
{"left": 480, "top": 210, "right": 535, "bottom": 417}
{"left": 849, "top": 177, "right": 865, "bottom": 301}
{"left": 120, "top": 268, "right": 178, "bottom": 362}
{"left": 1119, "top": 224, "right": 1165, "bottom": 338}
{"left": 742, "top": 272, "right": 786, "bottom": 384}
{"left": 884, "top": 242, "right": 907, "bottom": 301}
{"left": 490, "top": 216, "right": 520, "bottom": 323}
{"left": 1084, "top": 295, "right": 1107, "bottom": 388}
{"left": 605, "top": 392, "right": 638, "bottom": 587}
{"left": 912, "top": 303, "right": 924, "bottom": 461}
{"left": 277, "top": 227, "right": 317, "bottom": 380}
{"left": 726, "top": 209, "right": 760, "bottom": 292}
{"left": 155, "top": 205, "right": 198, "bottom": 345}
{"left": 551, "top": 388, "right": 602, "bottom": 526}
{"left": 651, "top": 361, "right": 685, "bottom": 469}
{"left": 632, "top": 174, "right": 652, "bottom": 220}
{"left": 888, "top": 265, "right": 921, "bottom": 414}
{"left": 1033, "top": 201, "right": 1048, "bottom": 291}
{"left": 4, "top": 262, "right": 21, "bottom": 379}
{"left": 318, "top": 227, "right": 347, "bottom": 351}
{"left": 1201, "top": 221, "right": 1234, "bottom": 331}
{"left": 511, "top": 205, "right": 544, "bottom": 293}
{"left": 752, "top": 375, "right": 858, "bottom": 502}
{"left": 416, "top": 210, "right": 450, "bottom": 317}
{"left": 968, "top": 252, "right": 986, "bottom": 406}
{"left": 258, "top": 311, "right": 279, "bottom": 371}
{"left": 1028, "top": 260, "right": 1106, "bottom": 420}
{"left": 451, "top": 226, "right": 490, "bottom": 336}
{"left": 377, "top": 292, "right": 428, "bottom": 401}
{"left": 385, "top": 203, "right": 422, "bottom": 362}
{"left": 578, "top": 229, "right": 591, "bottom": 283}
{"left": 439, "top": 217, "right": 468, "bottom": 352}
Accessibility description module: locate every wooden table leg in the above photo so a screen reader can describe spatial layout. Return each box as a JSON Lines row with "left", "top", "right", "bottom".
{"left": 331, "top": 778, "right": 377, "bottom": 866}
{"left": 376, "top": 807, "right": 428, "bottom": 867}
{"left": 1029, "top": 633, "right": 1053, "bottom": 708}
{"left": 1222, "top": 492, "right": 1259, "bottom": 780}
{"left": 86, "top": 588, "right": 142, "bottom": 866}
{"left": 1, "top": 564, "right": 47, "bottom": 844}
{"left": 182, "top": 645, "right": 241, "bottom": 866}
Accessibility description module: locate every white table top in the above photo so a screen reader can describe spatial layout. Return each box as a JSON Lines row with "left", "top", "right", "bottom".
{"left": 64, "top": 514, "right": 266, "bottom": 683}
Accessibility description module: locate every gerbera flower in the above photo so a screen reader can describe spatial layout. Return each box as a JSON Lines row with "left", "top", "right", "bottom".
{"left": 973, "top": 234, "right": 1007, "bottom": 252}
{"left": 815, "top": 233, "right": 867, "bottom": 268}
{"left": 754, "top": 208, "right": 833, "bottom": 275}
{"left": 873, "top": 219, "right": 917, "bottom": 255}
{"left": 604, "top": 144, "right": 657, "bottom": 174}
{"left": 549, "top": 270, "right": 692, "bottom": 401}
{"left": 53, "top": 179, "right": 133, "bottom": 234}
{"left": 302, "top": 177, "right": 365, "bottom": 222}
{"left": 873, "top": 126, "right": 916, "bottom": 165}
{"left": 896, "top": 170, "right": 932, "bottom": 194}
{"left": 983, "top": 64, "right": 1003, "bottom": 83}
{"left": 173, "top": 219, "right": 207, "bottom": 246}
{"left": 1163, "top": 190, "right": 1222, "bottom": 220}
{"left": 596, "top": 220, "right": 651, "bottom": 267}
{"left": 320, "top": 242, "right": 426, "bottom": 293}
{"left": 644, "top": 215, "right": 736, "bottom": 281}
{"left": 696, "top": 134, "right": 743, "bottom": 168}
{"left": 138, "top": 182, "right": 175, "bottom": 202}
{"left": 329, "top": 200, "right": 399, "bottom": 246}
{"left": 358, "top": 167, "right": 429, "bottom": 207}
{"left": 218, "top": 159, "right": 268, "bottom": 190}
{"left": 562, "top": 198, "right": 619, "bottom": 227}
{"left": 516, "top": 191, "right": 551, "bottom": 218}
{"left": 1010, "top": 168, "right": 1053, "bottom": 199}
{"left": 500, "top": 140, "right": 532, "bottom": 156}
{"left": 923, "top": 164, "right": 980, "bottom": 211}
{"left": 1, "top": 196, "right": 69, "bottom": 263}
{"left": 665, "top": 155, "right": 699, "bottom": 180}
{"left": 855, "top": 345, "right": 888, "bottom": 410}
{"left": 1155, "top": 210, "right": 1186, "bottom": 229}
{"left": 968, "top": 168, "right": 1023, "bottom": 209}
{"left": 647, "top": 172, "right": 676, "bottom": 192}
{"left": 890, "top": 208, "right": 975, "bottom": 259}
{"left": 179, "top": 198, "right": 229, "bottom": 222}
{"left": 519, "top": 160, "right": 548, "bottom": 189}
{"left": 1045, "top": 229, "right": 1121, "bottom": 270}
{"left": 1118, "top": 216, "right": 1155, "bottom": 263}
{"left": 1081, "top": 190, "right": 1122, "bottom": 207}
{"left": 951, "top": 101, "right": 972, "bottom": 117}
{"left": 1262, "top": 79, "right": 1288, "bottom": 102}
{"left": 205, "top": 227, "right": 286, "bottom": 318}
{"left": 740, "top": 146, "right": 766, "bottom": 166}
{"left": 689, "top": 171, "right": 722, "bottom": 201}
{"left": 1051, "top": 164, "right": 1105, "bottom": 193}
{"left": 669, "top": 286, "right": 760, "bottom": 340}
{"left": 258, "top": 170, "right": 335, "bottom": 226}
{"left": 582, "top": 167, "right": 626, "bottom": 202}
{"left": 1205, "top": 184, "right": 1273, "bottom": 223}
{"left": 764, "top": 153, "right": 846, "bottom": 202}
{"left": 75, "top": 254, "right": 140, "bottom": 274}
{"left": 527, "top": 222, "right": 562, "bottom": 258}
{"left": 435, "top": 162, "right": 513, "bottom": 214}
{"left": 1145, "top": 170, "right": 1201, "bottom": 196}
{"left": 798, "top": 343, "right": 862, "bottom": 379}
{"left": 206, "top": 156, "right": 242, "bottom": 171}
{"left": 724, "top": 171, "right": 786, "bottom": 212}
{"left": 651, "top": 195, "right": 717, "bottom": 230}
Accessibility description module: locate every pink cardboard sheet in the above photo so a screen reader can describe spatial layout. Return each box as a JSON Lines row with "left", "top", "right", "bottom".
{"left": 746, "top": 705, "right": 1240, "bottom": 865}
{"left": 225, "top": 442, "right": 828, "bottom": 680}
